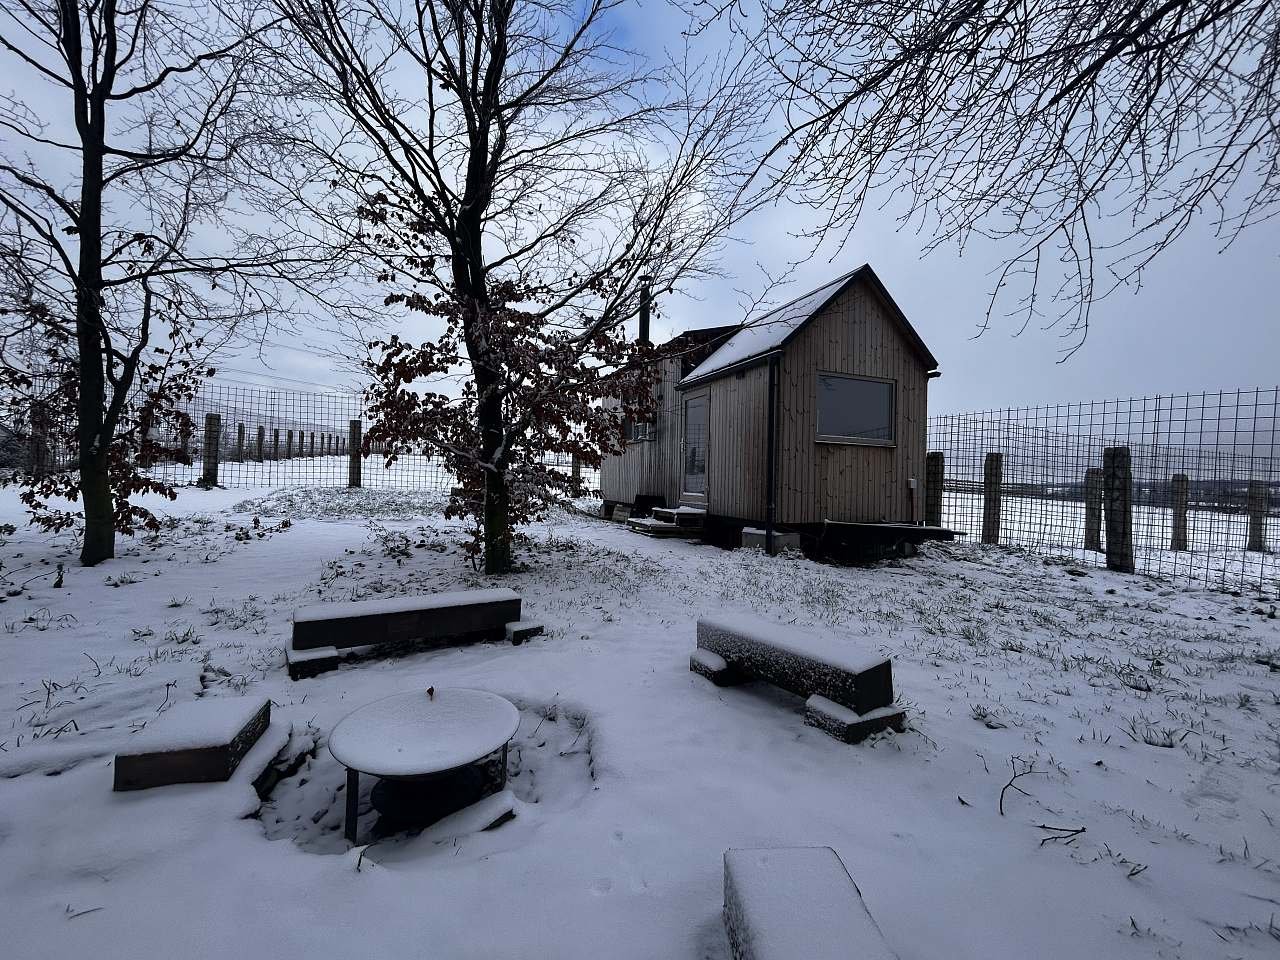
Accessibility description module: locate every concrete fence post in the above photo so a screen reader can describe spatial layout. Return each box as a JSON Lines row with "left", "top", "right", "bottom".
{"left": 1246, "top": 480, "right": 1269, "bottom": 552}
{"left": 1084, "top": 467, "right": 1104, "bottom": 551}
{"left": 200, "top": 413, "right": 221, "bottom": 486}
{"left": 1103, "top": 446, "right": 1135, "bottom": 573}
{"left": 925, "top": 451, "right": 944, "bottom": 528}
{"left": 571, "top": 453, "right": 582, "bottom": 484}
{"left": 256, "top": 425, "right": 265, "bottom": 462}
{"left": 981, "top": 452, "right": 1002, "bottom": 545}
{"left": 272, "top": 428, "right": 280, "bottom": 461}
{"left": 348, "top": 419, "right": 362, "bottom": 488}
{"left": 309, "top": 431, "right": 316, "bottom": 457}
{"left": 286, "top": 429, "right": 294, "bottom": 459}
{"left": 1170, "top": 473, "right": 1189, "bottom": 551}
{"left": 236, "top": 423, "right": 245, "bottom": 463}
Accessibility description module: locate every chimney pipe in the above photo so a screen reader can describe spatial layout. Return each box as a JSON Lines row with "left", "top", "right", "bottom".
{"left": 638, "top": 275, "right": 652, "bottom": 346}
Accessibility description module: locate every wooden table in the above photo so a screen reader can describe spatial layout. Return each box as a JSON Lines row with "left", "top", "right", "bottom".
{"left": 328, "top": 688, "right": 520, "bottom": 843}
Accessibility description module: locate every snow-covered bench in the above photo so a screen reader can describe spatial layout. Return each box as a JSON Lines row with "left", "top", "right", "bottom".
{"left": 288, "top": 589, "right": 528, "bottom": 679}
{"left": 723, "top": 847, "right": 898, "bottom": 960}
{"left": 114, "top": 696, "right": 271, "bottom": 791}
{"left": 691, "top": 614, "right": 905, "bottom": 743}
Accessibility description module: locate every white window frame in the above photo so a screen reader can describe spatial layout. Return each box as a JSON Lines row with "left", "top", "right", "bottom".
{"left": 814, "top": 372, "right": 896, "bottom": 447}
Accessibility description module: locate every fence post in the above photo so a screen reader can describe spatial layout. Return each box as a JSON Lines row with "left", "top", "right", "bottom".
{"left": 286, "top": 429, "right": 294, "bottom": 459}
{"left": 256, "top": 425, "right": 265, "bottom": 462}
{"left": 1246, "top": 480, "right": 1268, "bottom": 552}
{"left": 925, "top": 452, "right": 943, "bottom": 527}
{"left": 1084, "top": 467, "right": 1104, "bottom": 551}
{"left": 981, "top": 452, "right": 1002, "bottom": 544}
{"left": 1170, "top": 473, "right": 1189, "bottom": 551}
{"left": 1103, "top": 446, "right": 1134, "bottom": 573}
{"left": 272, "top": 428, "right": 280, "bottom": 461}
{"left": 310, "top": 431, "right": 315, "bottom": 457}
{"left": 571, "top": 453, "right": 582, "bottom": 484}
{"left": 200, "top": 413, "right": 221, "bottom": 487}
{"left": 236, "top": 423, "right": 245, "bottom": 463}
{"left": 27, "top": 400, "right": 50, "bottom": 477}
{"left": 348, "top": 419, "right": 362, "bottom": 488}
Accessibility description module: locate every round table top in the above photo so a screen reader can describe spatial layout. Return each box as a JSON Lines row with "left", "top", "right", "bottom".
{"left": 328, "top": 688, "right": 520, "bottom": 778}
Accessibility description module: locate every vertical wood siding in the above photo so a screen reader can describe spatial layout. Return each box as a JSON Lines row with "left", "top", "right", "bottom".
{"left": 775, "top": 281, "right": 929, "bottom": 525}
{"left": 705, "top": 364, "right": 769, "bottom": 517}
{"left": 599, "top": 357, "right": 684, "bottom": 506}
{"left": 601, "top": 276, "right": 931, "bottom": 525}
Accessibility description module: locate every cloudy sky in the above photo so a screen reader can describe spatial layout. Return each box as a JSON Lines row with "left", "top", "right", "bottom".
{"left": 208, "top": 0, "right": 1280, "bottom": 414}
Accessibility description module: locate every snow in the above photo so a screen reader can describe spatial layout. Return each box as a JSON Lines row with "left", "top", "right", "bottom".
{"left": 691, "top": 648, "right": 728, "bottom": 673}
{"left": 0, "top": 481, "right": 1278, "bottom": 959}
{"left": 723, "top": 846, "right": 896, "bottom": 960}
{"left": 699, "top": 612, "right": 888, "bottom": 675}
{"left": 120, "top": 695, "right": 268, "bottom": 754}
{"left": 417, "top": 789, "right": 520, "bottom": 845}
{"left": 294, "top": 587, "right": 520, "bottom": 623}
{"left": 327, "top": 689, "right": 521, "bottom": 777}
{"left": 681, "top": 271, "right": 855, "bottom": 384}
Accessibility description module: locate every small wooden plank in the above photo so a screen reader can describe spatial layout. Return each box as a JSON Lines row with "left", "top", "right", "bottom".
{"left": 114, "top": 698, "right": 271, "bottom": 791}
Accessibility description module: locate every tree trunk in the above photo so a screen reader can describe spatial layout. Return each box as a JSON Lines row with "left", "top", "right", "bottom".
{"left": 475, "top": 347, "right": 513, "bottom": 574}
{"left": 81, "top": 451, "right": 115, "bottom": 563}
{"left": 68, "top": 0, "right": 114, "bottom": 566}
{"left": 75, "top": 133, "right": 113, "bottom": 564}
{"left": 482, "top": 464, "right": 512, "bottom": 574}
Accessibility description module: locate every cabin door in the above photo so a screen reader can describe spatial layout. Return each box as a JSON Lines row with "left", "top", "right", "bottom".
{"left": 681, "top": 391, "right": 709, "bottom": 504}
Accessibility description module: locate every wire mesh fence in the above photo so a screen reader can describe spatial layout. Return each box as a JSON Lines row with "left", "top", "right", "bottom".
{"left": 1, "top": 378, "right": 601, "bottom": 496}
{"left": 927, "top": 387, "right": 1279, "bottom": 593}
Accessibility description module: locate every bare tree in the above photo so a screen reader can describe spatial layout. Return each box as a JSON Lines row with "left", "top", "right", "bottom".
{"left": 730, "top": 0, "right": 1280, "bottom": 349}
{"left": 0, "top": 0, "right": 309, "bottom": 564}
{"left": 271, "top": 0, "right": 764, "bottom": 573}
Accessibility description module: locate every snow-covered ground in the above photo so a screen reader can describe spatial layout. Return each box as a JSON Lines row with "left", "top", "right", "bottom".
{"left": 944, "top": 491, "right": 1280, "bottom": 592}
{"left": 0, "top": 484, "right": 1278, "bottom": 959}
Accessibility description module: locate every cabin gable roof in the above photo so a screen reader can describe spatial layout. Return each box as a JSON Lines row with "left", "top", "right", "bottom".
{"left": 678, "top": 264, "right": 938, "bottom": 388}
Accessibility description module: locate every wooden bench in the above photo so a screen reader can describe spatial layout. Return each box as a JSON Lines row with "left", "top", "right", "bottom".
{"left": 691, "top": 614, "right": 905, "bottom": 743}
{"left": 723, "top": 847, "right": 898, "bottom": 960}
{"left": 114, "top": 697, "right": 271, "bottom": 791}
{"left": 288, "top": 588, "right": 525, "bottom": 679}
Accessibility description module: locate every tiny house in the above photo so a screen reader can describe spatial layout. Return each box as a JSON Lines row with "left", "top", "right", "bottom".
{"left": 600, "top": 264, "right": 943, "bottom": 552}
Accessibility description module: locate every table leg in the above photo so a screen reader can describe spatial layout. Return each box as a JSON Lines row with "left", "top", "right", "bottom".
{"left": 345, "top": 767, "right": 359, "bottom": 844}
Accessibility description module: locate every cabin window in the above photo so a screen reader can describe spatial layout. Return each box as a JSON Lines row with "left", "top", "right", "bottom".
{"left": 815, "top": 373, "right": 895, "bottom": 445}
{"left": 623, "top": 417, "right": 655, "bottom": 443}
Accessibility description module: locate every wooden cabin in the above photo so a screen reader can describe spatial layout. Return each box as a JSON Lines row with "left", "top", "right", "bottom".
{"left": 600, "top": 264, "right": 943, "bottom": 552}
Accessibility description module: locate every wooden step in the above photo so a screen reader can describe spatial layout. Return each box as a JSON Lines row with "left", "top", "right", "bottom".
{"left": 651, "top": 505, "right": 706, "bottom": 527}
{"left": 627, "top": 517, "right": 702, "bottom": 539}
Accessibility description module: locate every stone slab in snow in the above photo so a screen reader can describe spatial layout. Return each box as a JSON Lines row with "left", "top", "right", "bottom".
{"left": 696, "top": 614, "right": 893, "bottom": 714}
{"left": 113, "top": 697, "right": 271, "bottom": 791}
{"left": 805, "top": 697, "right": 906, "bottom": 744}
{"left": 292, "top": 588, "right": 521, "bottom": 651}
{"left": 689, "top": 648, "right": 742, "bottom": 686}
{"left": 505, "top": 620, "right": 545, "bottom": 644}
{"left": 285, "top": 645, "right": 341, "bottom": 680}
{"left": 418, "top": 789, "right": 519, "bottom": 845}
{"left": 723, "top": 847, "right": 898, "bottom": 960}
